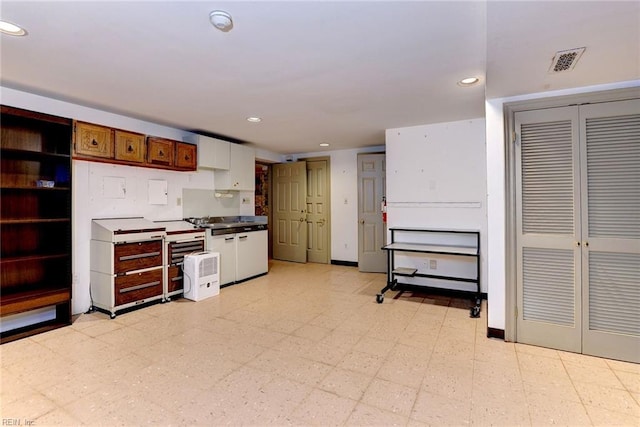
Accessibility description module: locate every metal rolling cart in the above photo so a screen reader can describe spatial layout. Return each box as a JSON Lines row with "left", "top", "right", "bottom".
{"left": 377, "top": 227, "right": 482, "bottom": 318}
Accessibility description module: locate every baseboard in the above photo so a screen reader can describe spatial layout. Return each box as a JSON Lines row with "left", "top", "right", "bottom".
{"left": 487, "top": 327, "right": 505, "bottom": 340}
{"left": 331, "top": 260, "right": 358, "bottom": 267}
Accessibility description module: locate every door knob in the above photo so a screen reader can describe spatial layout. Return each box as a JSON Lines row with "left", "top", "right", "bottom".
{"left": 360, "top": 219, "right": 365, "bottom": 224}
{"left": 299, "top": 218, "right": 305, "bottom": 222}
{"left": 318, "top": 218, "right": 325, "bottom": 225}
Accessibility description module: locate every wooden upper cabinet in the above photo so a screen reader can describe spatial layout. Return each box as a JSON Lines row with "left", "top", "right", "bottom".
{"left": 147, "top": 137, "right": 174, "bottom": 166}
{"left": 72, "top": 120, "right": 197, "bottom": 171}
{"left": 114, "top": 130, "right": 145, "bottom": 163}
{"left": 175, "top": 142, "right": 197, "bottom": 170}
{"left": 74, "top": 121, "right": 114, "bottom": 159}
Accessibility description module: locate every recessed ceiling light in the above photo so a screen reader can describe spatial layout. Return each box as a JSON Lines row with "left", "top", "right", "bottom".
{"left": 319, "top": 143, "right": 330, "bottom": 147}
{"left": 457, "top": 77, "right": 479, "bottom": 87}
{"left": 246, "top": 117, "right": 262, "bottom": 123}
{"left": 0, "top": 20, "right": 27, "bottom": 36}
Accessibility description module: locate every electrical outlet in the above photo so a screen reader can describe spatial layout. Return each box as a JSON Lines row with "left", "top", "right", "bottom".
{"left": 429, "top": 259, "right": 437, "bottom": 269}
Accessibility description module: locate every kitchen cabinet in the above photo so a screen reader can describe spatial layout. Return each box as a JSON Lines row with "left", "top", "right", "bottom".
{"left": 194, "top": 135, "right": 230, "bottom": 170}
{"left": 207, "top": 229, "right": 267, "bottom": 286}
{"left": 214, "top": 143, "right": 255, "bottom": 191}
{"left": 236, "top": 230, "right": 268, "bottom": 282}
{"left": 73, "top": 120, "right": 114, "bottom": 159}
{"left": 0, "top": 105, "right": 73, "bottom": 342}
{"left": 209, "top": 234, "right": 237, "bottom": 286}
{"left": 147, "top": 136, "right": 175, "bottom": 167}
{"left": 175, "top": 142, "right": 197, "bottom": 170}
{"left": 114, "top": 129, "right": 145, "bottom": 163}
{"left": 72, "top": 119, "right": 196, "bottom": 171}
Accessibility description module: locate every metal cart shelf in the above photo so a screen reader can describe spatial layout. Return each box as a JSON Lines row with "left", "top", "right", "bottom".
{"left": 378, "top": 227, "right": 481, "bottom": 317}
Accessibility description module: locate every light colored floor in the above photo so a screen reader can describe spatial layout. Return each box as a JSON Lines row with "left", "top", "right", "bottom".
{"left": 1, "top": 260, "right": 639, "bottom": 426}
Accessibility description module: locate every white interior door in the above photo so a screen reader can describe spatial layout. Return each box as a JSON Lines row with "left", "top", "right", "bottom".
{"left": 358, "top": 153, "right": 387, "bottom": 273}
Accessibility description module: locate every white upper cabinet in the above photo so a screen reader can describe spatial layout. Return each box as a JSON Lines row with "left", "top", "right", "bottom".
{"left": 193, "top": 135, "right": 230, "bottom": 170}
{"left": 214, "top": 143, "right": 255, "bottom": 191}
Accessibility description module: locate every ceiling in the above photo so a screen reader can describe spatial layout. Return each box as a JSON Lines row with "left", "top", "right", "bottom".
{"left": 1, "top": 1, "right": 638, "bottom": 155}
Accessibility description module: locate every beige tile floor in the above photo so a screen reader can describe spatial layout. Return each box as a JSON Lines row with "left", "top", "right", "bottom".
{"left": 1, "top": 260, "right": 639, "bottom": 426}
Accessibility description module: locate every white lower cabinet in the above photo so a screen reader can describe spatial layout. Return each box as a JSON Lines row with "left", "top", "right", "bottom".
{"left": 207, "top": 230, "right": 268, "bottom": 286}
{"left": 209, "top": 234, "right": 237, "bottom": 286}
{"left": 236, "top": 230, "right": 268, "bottom": 282}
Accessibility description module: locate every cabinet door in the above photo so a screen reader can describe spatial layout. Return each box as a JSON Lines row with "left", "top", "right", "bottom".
{"left": 114, "top": 130, "right": 145, "bottom": 163}
{"left": 208, "top": 234, "right": 237, "bottom": 285}
{"left": 214, "top": 143, "right": 255, "bottom": 190}
{"left": 74, "top": 121, "right": 114, "bottom": 159}
{"left": 236, "top": 230, "right": 268, "bottom": 281}
{"left": 175, "top": 142, "right": 197, "bottom": 170}
{"left": 196, "top": 136, "right": 229, "bottom": 169}
{"left": 147, "top": 137, "right": 174, "bottom": 166}
{"left": 230, "top": 144, "right": 255, "bottom": 190}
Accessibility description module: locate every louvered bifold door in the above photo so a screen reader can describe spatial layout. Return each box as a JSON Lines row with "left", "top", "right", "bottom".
{"left": 515, "top": 107, "right": 582, "bottom": 352}
{"left": 580, "top": 99, "right": 640, "bottom": 363}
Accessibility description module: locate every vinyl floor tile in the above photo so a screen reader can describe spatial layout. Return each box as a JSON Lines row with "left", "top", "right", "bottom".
{"left": 1, "top": 260, "right": 637, "bottom": 426}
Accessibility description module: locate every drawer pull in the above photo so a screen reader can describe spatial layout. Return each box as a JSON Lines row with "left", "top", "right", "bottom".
{"left": 119, "top": 281, "right": 160, "bottom": 293}
{"left": 171, "top": 242, "right": 204, "bottom": 249}
{"left": 171, "top": 276, "right": 183, "bottom": 282}
{"left": 119, "top": 251, "right": 160, "bottom": 261}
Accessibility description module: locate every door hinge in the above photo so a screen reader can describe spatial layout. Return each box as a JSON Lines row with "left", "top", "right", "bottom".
{"left": 512, "top": 131, "right": 519, "bottom": 145}
{"left": 515, "top": 306, "right": 519, "bottom": 318}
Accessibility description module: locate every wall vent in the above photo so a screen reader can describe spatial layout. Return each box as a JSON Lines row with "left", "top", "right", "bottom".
{"left": 549, "top": 47, "right": 586, "bottom": 73}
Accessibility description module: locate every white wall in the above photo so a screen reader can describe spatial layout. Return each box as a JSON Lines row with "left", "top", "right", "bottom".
{"left": 385, "top": 118, "right": 488, "bottom": 294}
{"left": 485, "top": 79, "right": 640, "bottom": 332}
{"left": 1, "top": 87, "right": 278, "bottom": 315}
{"left": 288, "top": 146, "right": 384, "bottom": 262}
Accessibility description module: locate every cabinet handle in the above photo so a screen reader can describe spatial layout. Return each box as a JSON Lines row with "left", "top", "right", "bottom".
{"left": 171, "top": 276, "right": 183, "bottom": 282}
{"left": 225, "top": 237, "right": 235, "bottom": 241}
{"left": 238, "top": 235, "right": 248, "bottom": 240}
{"left": 91, "top": 139, "right": 98, "bottom": 146}
{"left": 119, "top": 281, "right": 160, "bottom": 293}
{"left": 119, "top": 251, "right": 160, "bottom": 261}
{"left": 159, "top": 150, "right": 164, "bottom": 157}
{"left": 185, "top": 155, "right": 190, "bottom": 161}
{"left": 127, "top": 145, "right": 134, "bottom": 152}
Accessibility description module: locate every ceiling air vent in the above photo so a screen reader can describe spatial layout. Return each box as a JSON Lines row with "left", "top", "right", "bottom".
{"left": 549, "top": 47, "right": 586, "bottom": 73}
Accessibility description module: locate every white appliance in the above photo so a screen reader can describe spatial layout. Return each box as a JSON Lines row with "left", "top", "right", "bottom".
{"left": 183, "top": 251, "right": 220, "bottom": 301}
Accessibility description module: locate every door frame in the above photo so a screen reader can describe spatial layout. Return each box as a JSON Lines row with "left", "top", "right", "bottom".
{"left": 504, "top": 87, "right": 640, "bottom": 343}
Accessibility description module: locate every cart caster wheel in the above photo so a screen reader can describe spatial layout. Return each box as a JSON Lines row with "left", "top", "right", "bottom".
{"left": 376, "top": 294, "right": 384, "bottom": 304}
{"left": 110, "top": 313, "right": 116, "bottom": 319}
{"left": 470, "top": 306, "right": 480, "bottom": 318}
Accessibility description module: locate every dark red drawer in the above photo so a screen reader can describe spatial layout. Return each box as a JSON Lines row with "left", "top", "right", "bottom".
{"left": 114, "top": 268, "right": 162, "bottom": 305}
{"left": 114, "top": 240, "right": 162, "bottom": 273}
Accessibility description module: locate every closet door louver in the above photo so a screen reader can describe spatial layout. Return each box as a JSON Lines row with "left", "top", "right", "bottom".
{"left": 585, "top": 114, "right": 640, "bottom": 239}
{"left": 521, "top": 120, "right": 574, "bottom": 235}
